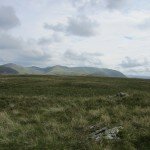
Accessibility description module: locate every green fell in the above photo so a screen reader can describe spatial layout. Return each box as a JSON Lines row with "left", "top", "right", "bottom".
{"left": 0, "top": 75, "right": 149, "bottom": 149}
{"left": 0, "top": 63, "right": 126, "bottom": 78}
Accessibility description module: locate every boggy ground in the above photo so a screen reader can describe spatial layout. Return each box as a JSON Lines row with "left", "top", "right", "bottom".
{"left": 0, "top": 75, "right": 150, "bottom": 150}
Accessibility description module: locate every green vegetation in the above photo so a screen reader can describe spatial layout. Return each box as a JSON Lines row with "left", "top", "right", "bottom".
{"left": 0, "top": 75, "right": 149, "bottom": 149}
{"left": 0, "top": 63, "right": 126, "bottom": 77}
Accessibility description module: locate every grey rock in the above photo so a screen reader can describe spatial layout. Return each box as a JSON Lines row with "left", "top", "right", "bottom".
{"left": 89, "top": 125, "right": 123, "bottom": 141}
{"left": 9, "top": 103, "right": 15, "bottom": 108}
{"left": 116, "top": 92, "right": 129, "bottom": 98}
{"left": 105, "top": 126, "right": 123, "bottom": 140}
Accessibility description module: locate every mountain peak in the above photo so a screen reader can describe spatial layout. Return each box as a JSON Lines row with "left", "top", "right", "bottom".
{"left": 4, "top": 63, "right": 16, "bottom": 66}
{"left": 52, "top": 65, "right": 68, "bottom": 68}
{"left": 3, "top": 63, "right": 22, "bottom": 68}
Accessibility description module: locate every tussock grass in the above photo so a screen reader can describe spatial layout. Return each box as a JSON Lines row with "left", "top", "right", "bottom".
{"left": 0, "top": 75, "right": 149, "bottom": 149}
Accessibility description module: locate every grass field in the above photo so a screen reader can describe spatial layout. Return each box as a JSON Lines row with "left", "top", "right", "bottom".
{"left": 0, "top": 75, "right": 150, "bottom": 150}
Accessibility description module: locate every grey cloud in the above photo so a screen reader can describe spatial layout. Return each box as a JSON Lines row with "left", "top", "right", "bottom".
{"left": 44, "top": 23, "right": 65, "bottom": 32}
{"left": 0, "top": 33, "right": 23, "bottom": 50}
{"left": 0, "top": 51, "right": 51, "bottom": 67}
{"left": 124, "top": 36, "right": 133, "bottom": 40}
{"left": 38, "top": 38, "right": 52, "bottom": 45}
{"left": 106, "top": 0, "right": 128, "bottom": 10}
{"left": 70, "top": 0, "right": 130, "bottom": 11}
{"left": 67, "top": 16, "right": 98, "bottom": 36}
{"left": 125, "top": 68, "right": 150, "bottom": 77}
{"left": 0, "top": 57, "right": 4, "bottom": 64}
{"left": 65, "top": 50, "right": 102, "bottom": 61}
{"left": 0, "top": 6, "right": 20, "bottom": 30}
{"left": 17, "top": 51, "right": 51, "bottom": 66}
{"left": 64, "top": 49, "right": 103, "bottom": 66}
{"left": 70, "top": 0, "right": 102, "bottom": 9}
{"left": 138, "top": 18, "right": 150, "bottom": 30}
{"left": 44, "top": 16, "right": 99, "bottom": 37}
{"left": 38, "top": 34, "right": 62, "bottom": 45}
{"left": 120, "top": 57, "right": 149, "bottom": 68}
{"left": 0, "top": 33, "right": 51, "bottom": 66}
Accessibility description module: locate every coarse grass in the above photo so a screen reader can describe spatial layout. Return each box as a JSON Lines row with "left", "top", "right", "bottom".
{"left": 0, "top": 75, "right": 150, "bottom": 150}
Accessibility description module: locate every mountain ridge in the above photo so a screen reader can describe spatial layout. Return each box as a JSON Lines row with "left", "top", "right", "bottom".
{"left": 0, "top": 63, "right": 126, "bottom": 77}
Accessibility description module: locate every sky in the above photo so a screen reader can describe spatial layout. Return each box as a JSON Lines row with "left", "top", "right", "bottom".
{"left": 0, "top": 0, "right": 150, "bottom": 76}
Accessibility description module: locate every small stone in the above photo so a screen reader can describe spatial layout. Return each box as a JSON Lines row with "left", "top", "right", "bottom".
{"left": 116, "top": 92, "right": 129, "bottom": 97}
{"left": 89, "top": 125, "right": 96, "bottom": 130}
{"left": 89, "top": 125, "right": 123, "bottom": 141}
{"left": 104, "top": 126, "right": 123, "bottom": 140}
{"left": 95, "top": 135, "right": 102, "bottom": 142}
{"left": 9, "top": 103, "right": 15, "bottom": 108}
{"left": 12, "top": 110, "right": 19, "bottom": 115}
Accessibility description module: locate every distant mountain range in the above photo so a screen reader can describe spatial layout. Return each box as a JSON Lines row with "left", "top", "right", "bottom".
{"left": 0, "top": 63, "right": 126, "bottom": 78}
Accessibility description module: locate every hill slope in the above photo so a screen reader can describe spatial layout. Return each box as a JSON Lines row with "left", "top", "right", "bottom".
{"left": 0, "top": 66, "right": 18, "bottom": 74}
{"left": 0, "top": 63, "right": 126, "bottom": 77}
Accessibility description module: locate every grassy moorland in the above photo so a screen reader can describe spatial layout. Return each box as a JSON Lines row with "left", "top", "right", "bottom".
{"left": 0, "top": 75, "right": 150, "bottom": 150}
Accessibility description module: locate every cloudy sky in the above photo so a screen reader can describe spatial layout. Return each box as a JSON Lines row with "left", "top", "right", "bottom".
{"left": 0, "top": 0, "right": 150, "bottom": 76}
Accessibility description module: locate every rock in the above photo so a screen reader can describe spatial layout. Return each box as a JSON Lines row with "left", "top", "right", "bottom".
{"left": 116, "top": 92, "right": 129, "bottom": 98}
{"left": 88, "top": 124, "right": 106, "bottom": 132}
{"left": 89, "top": 125, "right": 97, "bottom": 130}
{"left": 91, "top": 127, "right": 108, "bottom": 141}
{"left": 9, "top": 103, "right": 15, "bottom": 108}
{"left": 108, "top": 95, "right": 113, "bottom": 99}
{"left": 12, "top": 110, "right": 20, "bottom": 115}
{"left": 104, "top": 126, "right": 123, "bottom": 140}
{"left": 89, "top": 125, "right": 123, "bottom": 141}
